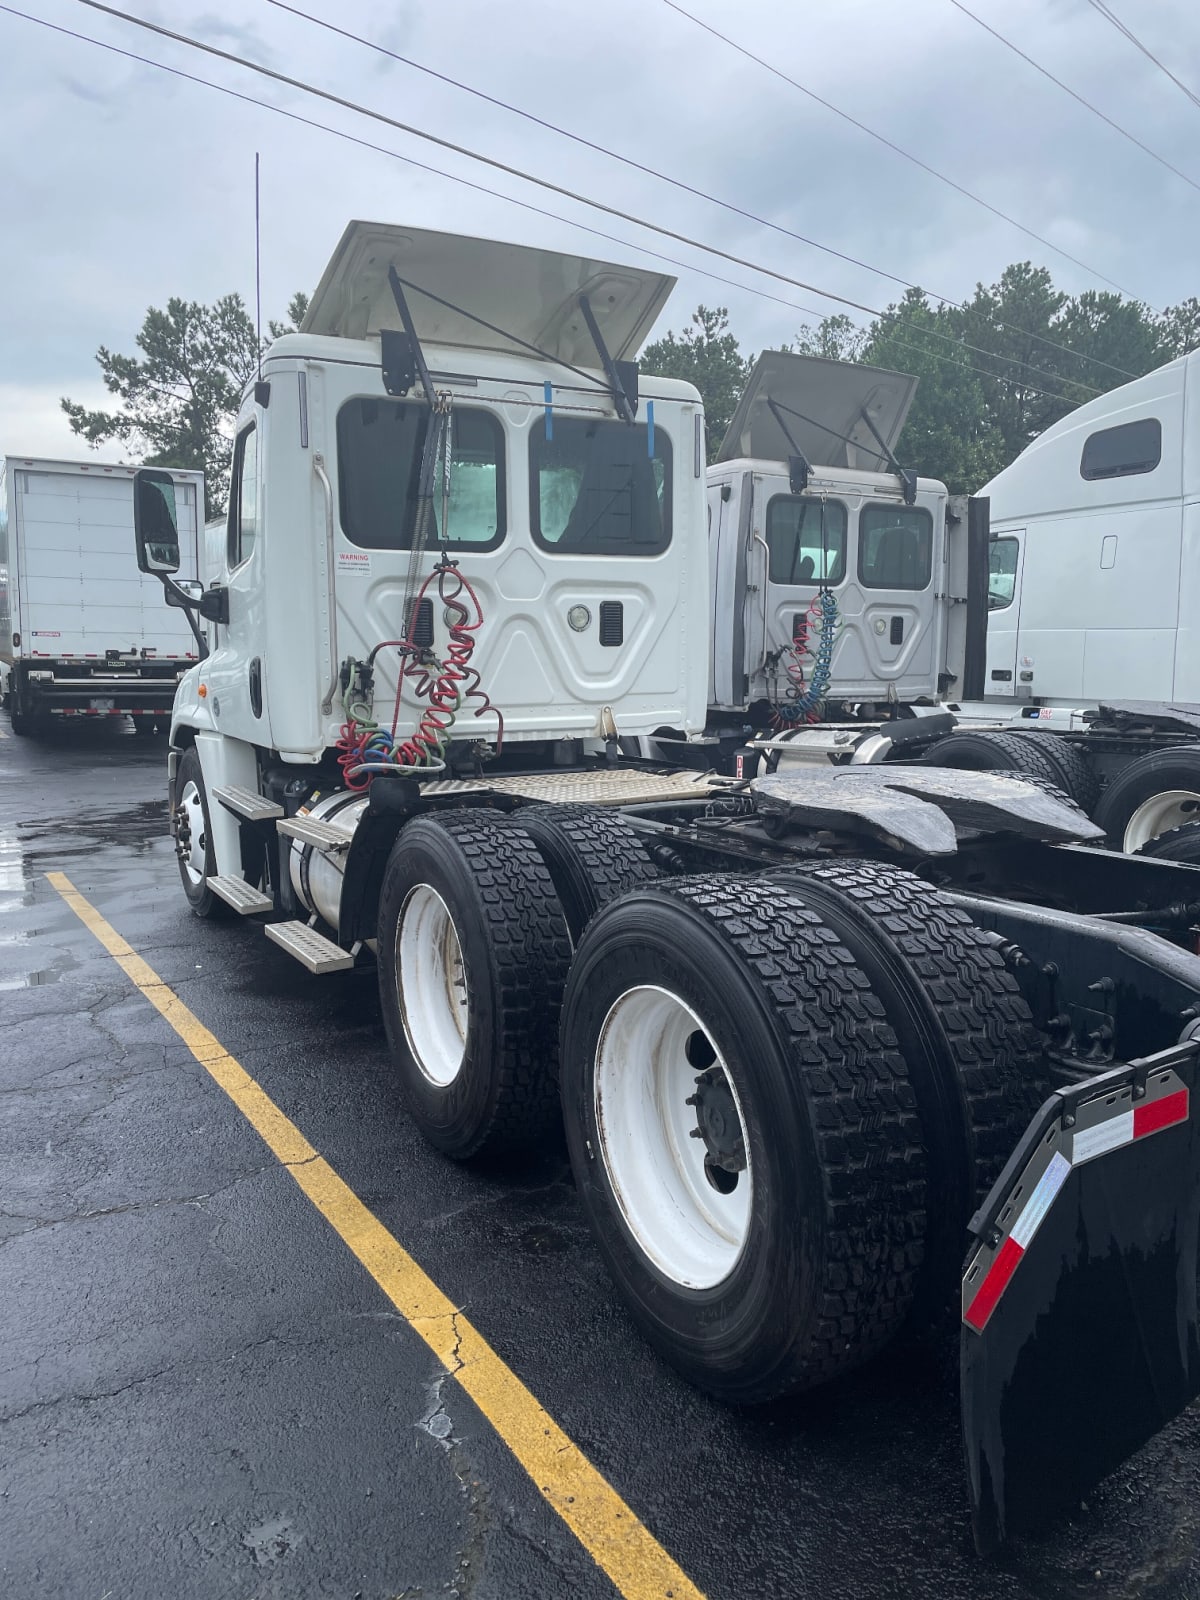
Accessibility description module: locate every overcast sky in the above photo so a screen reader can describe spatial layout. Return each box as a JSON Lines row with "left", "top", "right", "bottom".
{"left": 2, "top": 0, "right": 1197, "bottom": 464}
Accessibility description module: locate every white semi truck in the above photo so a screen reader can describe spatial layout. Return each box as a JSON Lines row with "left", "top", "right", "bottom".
{"left": 133, "top": 222, "right": 1200, "bottom": 1553}
{"left": 0, "top": 456, "right": 204, "bottom": 733}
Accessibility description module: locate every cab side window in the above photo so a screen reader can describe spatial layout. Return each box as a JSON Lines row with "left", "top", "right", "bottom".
{"left": 228, "top": 424, "right": 259, "bottom": 569}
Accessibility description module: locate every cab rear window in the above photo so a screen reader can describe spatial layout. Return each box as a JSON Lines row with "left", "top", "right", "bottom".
{"left": 858, "top": 504, "right": 933, "bottom": 590}
{"left": 337, "top": 398, "right": 505, "bottom": 551}
{"left": 530, "top": 416, "right": 670, "bottom": 555}
{"left": 765, "top": 496, "right": 847, "bottom": 585}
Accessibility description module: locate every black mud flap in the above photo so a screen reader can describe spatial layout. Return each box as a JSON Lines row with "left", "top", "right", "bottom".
{"left": 960, "top": 1042, "right": 1200, "bottom": 1554}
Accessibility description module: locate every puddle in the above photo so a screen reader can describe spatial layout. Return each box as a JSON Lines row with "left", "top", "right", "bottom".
{"left": 0, "top": 968, "right": 59, "bottom": 991}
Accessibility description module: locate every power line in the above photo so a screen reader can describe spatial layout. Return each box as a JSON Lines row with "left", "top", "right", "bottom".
{"left": 269, "top": 0, "right": 1139, "bottom": 385}
{"left": 948, "top": 0, "right": 1200, "bottom": 195}
{"left": 1, "top": 2, "right": 1105, "bottom": 411}
{"left": 657, "top": 0, "right": 1143, "bottom": 302}
{"left": 1082, "top": 0, "right": 1200, "bottom": 114}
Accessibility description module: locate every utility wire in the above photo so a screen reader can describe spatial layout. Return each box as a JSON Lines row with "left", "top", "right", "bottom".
{"left": 271, "top": 0, "right": 1138, "bottom": 385}
{"left": 657, "top": 0, "right": 1142, "bottom": 301}
{"left": 1082, "top": 0, "right": 1200, "bottom": 114}
{"left": 948, "top": 0, "right": 1200, "bottom": 194}
{"left": 1, "top": 2, "right": 1104, "bottom": 409}
{"left": 60, "top": 0, "right": 1111, "bottom": 398}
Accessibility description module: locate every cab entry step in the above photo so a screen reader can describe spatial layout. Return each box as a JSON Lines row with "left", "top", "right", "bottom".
{"left": 206, "top": 875, "right": 273, "bottom": 916}
{"left": 212, "top": 784, "right": 284, "bottom": 822}
{"left": 264, "top": 920, "right": 355, "bottom": 973}
{"left": 276, "top": 816, "right": 354, "bottom": 851}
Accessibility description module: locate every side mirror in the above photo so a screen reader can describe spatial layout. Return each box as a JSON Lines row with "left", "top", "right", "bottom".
{"left": 133, "top": 468, "right": 182, "bottom": 574}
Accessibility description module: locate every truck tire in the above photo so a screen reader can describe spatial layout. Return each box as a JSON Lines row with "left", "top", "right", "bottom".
{"left": 923, "top": 729, "right": 1065, "bottom": 791}
{"left": 1092, "top": 746, "right": 1200, "bottom": 852}
{"left": 173, "top": 746, "right": 230, "bottom": 919}
{"left": 1009, "top": 731, "right": 1101, "bottom": 813}
{"left": 558, "top": 876, "right": 928, "bottom": 1402}
{"left": 377, "top": 809, "right": 572, "bottom": 1160}
{"left": 9, "top": 710, "right": 35, "bottom": 737}
{"left": 1134, "top": 820, "right": 1200, "bottom": 866}
{"left": 505, "top": 803, "right": 658, "bottom": 943}
{"left": 768, "top": 861, "right": 1048, "bottom": 1306}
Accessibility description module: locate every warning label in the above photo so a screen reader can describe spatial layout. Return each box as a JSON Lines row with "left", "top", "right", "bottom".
{"left": 337, "top": 550, "right": 372, "bottom": 578}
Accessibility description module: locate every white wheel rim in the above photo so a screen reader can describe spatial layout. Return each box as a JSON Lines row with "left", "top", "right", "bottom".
{"left": 178, "top": 778, "right": 207, "bottom": 885}
{"left": 397, "top": 884, "right": 469, "bottom": 1086}
{"left": 1123, "top": 790, "right": 1200, "bottom": 853}
{"left": 594, "top": 985, "right": 752, "bottom": 1291}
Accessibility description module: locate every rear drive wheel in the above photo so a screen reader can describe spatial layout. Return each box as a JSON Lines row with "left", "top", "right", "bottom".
{"left": 769, "top": 860, "right": 1048, "bottom": 1307}
{"left": 506, "top": 803, "right": 658, "bottom": 943}
{"left": 1093, "top": 747, "right": 1200, "bottom": 852}
{"left": 924, "top": 729, "right": 1065, "bottom": 791}
{"left": 377, "top": 809, "right": 572, "bottom": 1159}
{"left": 1135, "top": 821, "right": 1200, "bottom": 865}
{"left": 1009, "top": 732, "right": 1100, "bottom": 812}
{"left": 559, "top": 876, "right": 927, "bottom": 1401}
{"left": 8, "top": 710, "right": 35, "bottom": 736}
{"left": 173, "top": 746, "right": 230, "bottom": 918}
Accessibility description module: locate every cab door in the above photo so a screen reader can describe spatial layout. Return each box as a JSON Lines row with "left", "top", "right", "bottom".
{"left": 983, "top": 529, "right": 1024, "bottom": 699}
{"left": 199, "top": 414, "right": 269, "bottom": 741}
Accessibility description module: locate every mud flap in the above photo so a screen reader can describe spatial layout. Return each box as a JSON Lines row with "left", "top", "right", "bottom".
{"left": 960, "top": 1042, "right": 1200, "bottom": 1554}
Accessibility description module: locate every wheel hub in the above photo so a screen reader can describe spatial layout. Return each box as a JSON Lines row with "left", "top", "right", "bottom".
{"left": 687, "top": 1066, "right": 747, "bottom": 1174}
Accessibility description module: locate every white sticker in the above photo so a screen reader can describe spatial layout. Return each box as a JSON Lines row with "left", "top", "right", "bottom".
{"left": 337, "top": 550, "right": 372, "bottom": 578}
{"left": 1071, "top": 1109, "right": 1133, "bottom": 1165}
{"left": 32, "top": 630, "right": 62, "bottom": 637}
{"left": 1010, "top": 1151, "right": 1071, "bottom": 1249}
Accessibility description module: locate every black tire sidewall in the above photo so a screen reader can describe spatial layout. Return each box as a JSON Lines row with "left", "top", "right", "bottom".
{"left": 1094, "top": 748, "right": 1200, "bottom": 848}
{"left": 377, "top": 821, "right": 511, "bottom": 1157}
{"left": 175, "top": 746, "right": 221, "bottom": 916}
{"left": 560, "top": 899, "right": 825, "bottom": 1400}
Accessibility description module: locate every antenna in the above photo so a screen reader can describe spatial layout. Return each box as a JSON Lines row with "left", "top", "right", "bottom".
{"left": 253, "top": 152, "right": 269, "bottom": 407}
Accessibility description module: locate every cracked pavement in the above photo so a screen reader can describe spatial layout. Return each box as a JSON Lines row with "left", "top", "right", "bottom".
{"left": 5, "top": 719, "right": 1200, "bottom": 1599}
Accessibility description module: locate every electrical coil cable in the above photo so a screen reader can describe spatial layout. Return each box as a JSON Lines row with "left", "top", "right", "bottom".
{"left": 335, "top": 396, "right": 505, "bottom": 787}
{"left": 774, "top": 498, "right": 841, "bottom": 725}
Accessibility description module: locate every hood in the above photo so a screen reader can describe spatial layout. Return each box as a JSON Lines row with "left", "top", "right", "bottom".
{"left": 301, "top": 221, "right": 675, "bottom": 369}
{"left": 717, "top": 350, "right": 918, "bottom": 468}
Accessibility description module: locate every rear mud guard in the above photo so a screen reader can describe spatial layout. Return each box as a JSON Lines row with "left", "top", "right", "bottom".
{"left": 961, "top": 1042, "right": 1200, "bottom": 1553}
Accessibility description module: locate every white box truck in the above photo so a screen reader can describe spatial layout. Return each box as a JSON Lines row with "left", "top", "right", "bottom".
{"left": 0, "top": 456, "right": 204, "bottom": 734}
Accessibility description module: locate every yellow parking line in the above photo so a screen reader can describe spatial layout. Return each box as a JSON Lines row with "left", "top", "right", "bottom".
{"left": 47, "top": 871, "right": 705, "bottom": 1600}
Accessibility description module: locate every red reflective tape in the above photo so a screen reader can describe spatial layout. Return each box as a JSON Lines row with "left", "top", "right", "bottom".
{"left": 1134, "top": 1088, "right": 1189, "bottom": 1140}
{"left": 965, "top": 1235, "right": 1025, "bottom": 1331}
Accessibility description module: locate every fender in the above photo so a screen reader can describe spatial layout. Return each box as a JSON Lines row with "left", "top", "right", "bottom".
{"left": 336, "top": 773, "right": 423, "bottom": 946}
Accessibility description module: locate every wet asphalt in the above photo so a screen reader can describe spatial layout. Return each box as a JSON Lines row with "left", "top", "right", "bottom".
{"left": 3, "top": 717, "right": 1200, "bottom": 1600}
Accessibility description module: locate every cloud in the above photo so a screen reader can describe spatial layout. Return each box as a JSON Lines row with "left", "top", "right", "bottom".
{"left": 0, "top": 0, "right": 1196, "bottom": 436}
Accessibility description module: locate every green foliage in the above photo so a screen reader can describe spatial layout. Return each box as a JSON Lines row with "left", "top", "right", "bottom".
{"left": 63, "top": 290, "right": 308, "bottom": 518}
{"left": 640, "top": 306, "right": 752, "bottom": 462}
{"left": 783, "top": 265, "right": 1200, "bottom": 494}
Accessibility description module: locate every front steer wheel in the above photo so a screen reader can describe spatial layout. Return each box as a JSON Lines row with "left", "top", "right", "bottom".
{"left": 558, "top": 875, "right": 928, "bottom": 1402}
{"left": 377, "top": 809, "right": 572, "bottom": 1160}
{"left": 173, "top": 745, "right": 230, "bottom": 919}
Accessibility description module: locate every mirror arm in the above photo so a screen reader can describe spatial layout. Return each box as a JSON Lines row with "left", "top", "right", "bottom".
{"left": 157, "top": 574, "right": 227, "bottom": 660}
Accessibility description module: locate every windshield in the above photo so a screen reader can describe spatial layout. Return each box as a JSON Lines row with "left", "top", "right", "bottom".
{"left": 530, "top": 416, "right": 671, "bottom": 555}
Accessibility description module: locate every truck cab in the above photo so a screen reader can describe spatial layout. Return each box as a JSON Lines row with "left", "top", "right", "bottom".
{"left": 705, "top": 351, "right": 965, "bottom": 727}
{"left": 161, "top": 223, "right": 707, "bottom": 861}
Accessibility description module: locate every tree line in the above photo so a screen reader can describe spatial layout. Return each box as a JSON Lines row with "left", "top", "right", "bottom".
{"left": 64, "top": 263, "right": 1200, "bottom": 510}
{"left": 641, "top": 267, "right": 1200, "bottom": 492}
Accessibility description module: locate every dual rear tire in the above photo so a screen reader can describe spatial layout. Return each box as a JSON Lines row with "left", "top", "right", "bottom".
{"left": 376, "top": 807, "right": 1046, "bottom": 1402}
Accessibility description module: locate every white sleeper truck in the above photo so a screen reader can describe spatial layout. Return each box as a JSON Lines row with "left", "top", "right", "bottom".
{"left": 945, "top": 350, "right": 1200, "bottom": 857}
{"left": 134, "top": 222, "right": 1200, "bottom": 1554}
{"left": 0, "top": 456, "right": 204, "bottom": 733}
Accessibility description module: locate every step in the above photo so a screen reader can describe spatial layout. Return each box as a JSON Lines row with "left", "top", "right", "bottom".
{"left": 276, "top": 816, "right": 354, "bottom": 851}
{"left": 264, "top": 920, "right": 355, "bottom": 974}
{"left": 213, "top": 784, "right": 283, "bottom": 822}
{"left": 206, "top": 875, "right": 274, "bottom": 916}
